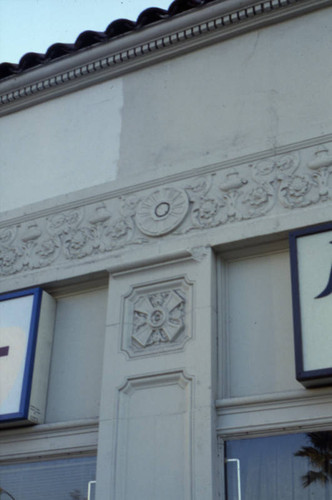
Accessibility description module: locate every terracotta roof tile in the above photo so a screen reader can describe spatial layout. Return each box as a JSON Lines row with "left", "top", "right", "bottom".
{"left": 0, "top": 0, "right": 215, "bottom": 81}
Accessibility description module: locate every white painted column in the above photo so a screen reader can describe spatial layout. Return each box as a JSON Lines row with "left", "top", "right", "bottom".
{"left": 96, "top": 249, "right": 218, "bottom": 499}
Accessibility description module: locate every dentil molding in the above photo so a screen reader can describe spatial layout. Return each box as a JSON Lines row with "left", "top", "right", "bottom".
{"left": 0, "top": 140, "right": 332, "bottom": 278}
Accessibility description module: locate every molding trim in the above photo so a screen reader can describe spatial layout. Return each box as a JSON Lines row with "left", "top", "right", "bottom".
{"left": 1, "top": 136, "right": 331, "bottom": 282}
{"left": 0, "top": 419, "right": 98, "bottom": 463}
{"left": 1, "top": 132, "right": 332, "bottom": 227}
{"left": 216, "top": 389, "right": 332, "bottom": 437}
{"left": 0, "top": 0, "right": 330, "bottom": 116}
{"left": 216, "top": 387, "right": 332, "bottom": 408}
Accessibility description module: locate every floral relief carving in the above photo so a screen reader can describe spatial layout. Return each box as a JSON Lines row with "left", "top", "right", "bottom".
{"left": 279, "top": 174, "right": 314, "bottom": 208}
{"left": 0, "top": 247, "right": 22, "bottom": 275}
{"left": 121, "top": 277, "right": 193, "bottom": 358}
{"left": 105, "top": 217, "right": 134, "bottom": 248}
{"left": 0, "top": 197, "right": 145, "bottom": 275}
{"left": 191, "top": 196, "right": 226, "bottom": 228}
{"left": 132, "top": 290, "right": 185, "bottom": 348}
{"left": 0, "top": 219, "right": 61, "bottom": 275}
{"left": 1, "top": 143, "right": 332, "bottom": 277}
{"left": 243, "top": 185, "right": 273, "bottom": 215}
{"left": 308, "top": 147, "right": 332, "bottom": 200}
{"left": 0, "top": 227, "right": 17, "bottom": 246}
{"left": 63, "top": 227, "right": 96, "bottom": 259}
{"left": 219, "top": 170, "right": 248, "bottom": 220}
{"left": 47, "top": 208, "right": 83, "bottom": 236}
{"left": 35, "top": 238, "right": 60, "bottom": 263}
{"left": 186, "top": 175, "right": 227, "bottom": 228}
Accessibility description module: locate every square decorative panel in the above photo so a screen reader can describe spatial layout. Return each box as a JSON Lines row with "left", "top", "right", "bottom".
{"left": 121, "top": 276, "right": 193, "bottom": 358}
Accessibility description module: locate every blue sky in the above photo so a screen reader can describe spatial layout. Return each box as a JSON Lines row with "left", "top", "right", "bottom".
{"left": 0, "top": 0, "right": 171, "bottom": 64}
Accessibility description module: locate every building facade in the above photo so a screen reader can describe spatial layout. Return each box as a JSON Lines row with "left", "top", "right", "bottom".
{"left": 0, "top": 0, "right": 332, "bottom": 498}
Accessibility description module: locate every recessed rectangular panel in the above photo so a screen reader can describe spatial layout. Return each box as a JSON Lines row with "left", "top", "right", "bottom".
{"left": 115, "top": 372, "right": 192, "bottom": 500}
{"left": 226, "top": 251, "right": 295, "bottom": 397}
{"left": 0, "top": 287, "right": 55, "bottom": 426}
{"left": 290, "top": 222, "right": 332, "bottom": 387}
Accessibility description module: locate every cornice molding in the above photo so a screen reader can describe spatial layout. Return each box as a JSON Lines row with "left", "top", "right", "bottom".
{"left": 0, "top": 419, "right": 98, "bottom": 462}
{"left": 216, "top": 388, "right": 332, "bottom": 437}
{"left": 0, "top": 0, "right": 330, "bottom": 116}
{"left": 216, "top": 387, "right": 332, "bottom": 410}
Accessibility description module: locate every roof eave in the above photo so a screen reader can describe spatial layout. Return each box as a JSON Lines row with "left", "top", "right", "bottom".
{"left": 0, "top": 0, "right": 330, "bottom": 117}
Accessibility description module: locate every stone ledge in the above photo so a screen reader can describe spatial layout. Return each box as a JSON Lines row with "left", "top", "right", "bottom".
{"left": 0, "top": 418, "right": 98, "bottom": 462}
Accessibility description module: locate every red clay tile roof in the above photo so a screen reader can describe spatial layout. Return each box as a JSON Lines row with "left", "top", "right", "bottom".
{"left": 0, "top": 0, "right": 216, "bottom": 80}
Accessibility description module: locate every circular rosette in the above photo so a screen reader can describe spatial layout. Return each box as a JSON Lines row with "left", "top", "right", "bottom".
{"left": 135, "top": 187, "right": 189, "bottom": 236}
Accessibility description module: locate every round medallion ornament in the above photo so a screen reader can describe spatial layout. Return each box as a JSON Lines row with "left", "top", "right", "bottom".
{"left": 135, "top": 187, "right": 189, "bottom": 236}
{"left": 149, "top": 308, "right": 167, "bottom": 328}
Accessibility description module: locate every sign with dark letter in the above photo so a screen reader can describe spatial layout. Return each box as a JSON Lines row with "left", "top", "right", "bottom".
{"left": 290, "top": 222, "right": 332, "bottom": 387}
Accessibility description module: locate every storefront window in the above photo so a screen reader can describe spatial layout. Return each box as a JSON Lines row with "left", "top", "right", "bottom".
{"left": 225, "top": 431, "right": 332, "bottom": 499}
{"left": 0, "top": 456, "right": 96, "bottom": 500}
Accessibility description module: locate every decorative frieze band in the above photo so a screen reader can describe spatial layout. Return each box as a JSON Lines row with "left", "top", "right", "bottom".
{"left": 0, "top": 0, "right": 328, "bottom": 115}
{"left": 0, "top": 142, "right": 332, "bottom": 277}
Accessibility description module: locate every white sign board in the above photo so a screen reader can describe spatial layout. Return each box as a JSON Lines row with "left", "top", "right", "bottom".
{"left": 290, "top": 223, "right": 332, "bottom": 387}
{"left": 0, "top": 288, "right": 55, "bottom": 426}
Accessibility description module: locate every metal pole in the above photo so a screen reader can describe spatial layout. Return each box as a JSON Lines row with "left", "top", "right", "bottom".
{"left": 225, "top": 458, "right": 242, "bottom": 500}
{"left": 87, "top": 480, "right": 96, "bottom": 500}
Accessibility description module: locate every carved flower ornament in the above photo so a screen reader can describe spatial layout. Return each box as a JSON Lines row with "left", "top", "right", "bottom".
{"left": 286, "top": 175, "right": 310, "bottom": 198}
{"left": 247, "top": 186, "right": 270, "bottom": 207}
{"left": 132, "top": 290, "right": 185, "bottom": 348}
{"left": 135, "top": 187, "right": 189, "bottom": 236}
{"left": 198, "top": 198, "right": 218, "bottom": 220}
{"left": 63, "top": 228, "right": 95, "bottom": 258}
{"left": 107, "top": 218, "right": 131, "bottom": 239}
{"left": 0, "top": 248, "right": 18, "bottom": 271}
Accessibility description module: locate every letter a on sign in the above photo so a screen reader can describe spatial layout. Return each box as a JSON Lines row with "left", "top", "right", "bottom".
{"left": 290, "top": 222, "right": 332, "bottom": 387}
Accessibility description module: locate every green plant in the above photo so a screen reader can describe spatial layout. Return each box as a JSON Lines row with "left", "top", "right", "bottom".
{"left": 295, "top": 431, "right": 332, "bottom": 487}
{"left": 0, "top": 487, "right": 16, "bottom": 500}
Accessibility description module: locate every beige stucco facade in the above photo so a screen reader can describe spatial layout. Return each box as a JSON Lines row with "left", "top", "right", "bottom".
{"left": 1, "top": 0, "right": 332, "bottom": 498}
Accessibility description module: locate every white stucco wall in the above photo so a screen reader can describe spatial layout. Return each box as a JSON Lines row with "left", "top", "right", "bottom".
{"left": 0, "top": 79, "right": 123, "bottom": 212}
{"left": 118, "top": 8, "right": 332, "bottom": 178}
{"left": 1, "top": 3, "right": 332, "bottom": 500}
{"left": 225, "top": 249, "right": 300, "bottom": 398}
{"left": 45, "top": 287, "right": 107, "bottom": 423}
{"left": 1, "top": 8, "right": 331, "bottom": 213}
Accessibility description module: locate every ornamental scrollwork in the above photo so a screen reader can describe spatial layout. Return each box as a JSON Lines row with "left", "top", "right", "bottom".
{"left": 1, "top": 144, "right": 332, "bottom": 277}
{"left": 0, "top": 246, "right": 22, "bottom": 275}
{"left": 191, "top": 196, "right": 227, "bottom": 228}
{"left": 47, "top": 208, "right": 84, "bottom": 236}
{"left": 0, "top": 227, "right": 16, "bottom": 246}
{"left": 0, "top": 220, "right": 60, "bottom": 275}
